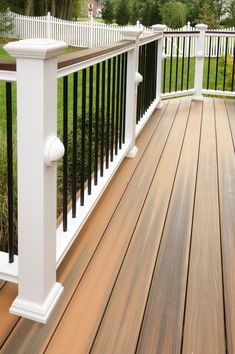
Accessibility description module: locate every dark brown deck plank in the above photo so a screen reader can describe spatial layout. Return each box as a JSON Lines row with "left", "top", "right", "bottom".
{"left": 0, "top": 107, "right": 166, "bottom": 354}
{"left": 136, "top": 100, "right": 202, "bottom": 354}
{"left": 44, "top": 101, "right": 180, "bottom": 354}
{"left": 217, "top": 99, "right": 235, "bottom": 354}
{"left": 91, "top": 99, "right": 191, "bottom": 354}
{"left": 182, "top": 98, "right": 226, "bottom": 354}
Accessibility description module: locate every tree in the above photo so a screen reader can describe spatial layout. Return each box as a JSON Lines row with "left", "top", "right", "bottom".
{"left": 130, "top": 0, "right": 161, "bottom": 27}
{"left": 224, "top": 0, "right": 235, "bottom": 26}
{"left": 115, "top": 0, "right": 130, "bottom": 25}
{"left": 196, "top": 1, "right": 219, "bottom": 28}
{"left": 161, "top": 1, "right": 187, "bottom": 28}
{"left": 102, "top": 0, "right": 114, "bottom": 23}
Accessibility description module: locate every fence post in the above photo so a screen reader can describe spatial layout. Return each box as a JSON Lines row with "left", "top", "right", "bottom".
{"left": 152, "top": 25, "right": 167, "bottom": 108}
{"left": 193, "top": 24, "right": 208, "bottom": 101}
{"left": 121, "top": 29, "right": 143, "bottom": 158}
{"left": 4, "top": 38, "right": 67, "bottom": 323}
{"left": 47, "top": 11, "right": 51, "bottom": 39}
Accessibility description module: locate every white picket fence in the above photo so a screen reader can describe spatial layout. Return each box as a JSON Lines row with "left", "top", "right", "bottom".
{"left": 1, "top": 10, "right": 153, "bottom": 48}
{"left": 1, "top": 11, "right": 235, "bottom": 55}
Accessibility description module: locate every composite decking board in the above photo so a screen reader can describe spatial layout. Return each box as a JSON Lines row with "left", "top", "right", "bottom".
{"left": 182, "top": 99, "right": 226, "bottom": 354}
{"left": 217, "top": 99, "right": 235, "bottom": 354}
{"left": 44, "top": 100, "right": 180, "bottom": 354}
{"left": 0, "top": 108, "right": 166, "bottom": 354}
{"left": 136, "top": 100, "right": 202, "bottom": 354}
{"left": 0, "top": 283, "right": 18, "bottom": 348}
{"left": 0, "top": 281, "right": 6, "bottom": 290}
{"left": 90, "top": 99, "right": 191, "bottom": 354}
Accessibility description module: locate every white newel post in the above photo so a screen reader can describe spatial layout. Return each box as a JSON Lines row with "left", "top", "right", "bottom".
{"left": 152, "top": 24, "right": 167, "bottom": 108}
{"left": 193, "top": 24, "right": 208, "bottom": 101}
{"left": 4, "top": 38, "right": 67, "bottom": 323}
{"left": 121, "top": 29, "right": 143, "bottom": 158}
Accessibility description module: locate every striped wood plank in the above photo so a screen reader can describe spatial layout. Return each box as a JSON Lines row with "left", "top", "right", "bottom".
{"left": 44, "top": 100, "right": 180, "bottom": 354}
{"left": 182, "top": 98, "right": 226, "bottom": 354}
{"left": 216, "top": 99, "right": 235, "bottom": 354}
{"left": 136, "top": 100, "right": 202, "bottom": 354}
{"left": 0, "top": 107, "right": 166, "bottom": 354}
{"left": 0, "top": 283, "right": 18, "bottom": 348}
{"left": 91, "top": 99, "right": 191, "bottom": 354}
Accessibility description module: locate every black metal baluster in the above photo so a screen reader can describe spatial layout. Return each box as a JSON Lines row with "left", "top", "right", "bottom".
{"left": 140, "top": 45, "right": 146, "bottom": 117}
{"left": 123, "top": 53, "right": 127, "bottom": 143}
{"left": 175, "top": 36, "right": 179, "bottom": 92}
{"left": 231, "top": 43, "right": 235, "bottom": 91}
{"left": 207, "top": 36, "right": 212, "bottom": 89}
{"left": 163, "top": 37, "right": 167, "bottom": 94}
{"left": 106, "top": 59, "right": 111, "bottom": 168}
{"left": 72, "top": 73, "right": 78, "bottom": 218}
{"left": 223, "top": 37, "right": 228, "bottom": 91}
{"left": 119, "top": 54, "right": 124, "bottom": 149}
{"left": 215, "top": 36, "right": 220, "bottom": 91}
{"left": 187, "top": 36, "right": 191, "bottom": 90}
{"left": 94, "top": 63, "right": 100, "bottom": 185}
{"left": 111, "top": 57, "right": 116, "bottom": 161}
{"left": 63, "top": 76, "right": 68, "bottom": 231}
{"left": 80, "top": 69, "right": 86, "bottom": 206}
{"left": 169, "top": 37, "right": 173, "bottom": 93}
{"left": 6, "top": 83, "right": 14, "bottom": 262}
{"left": 115, "top": 55, "right": 121, "bottom": 155}
{"left": 137, "top": 47, "right": 142, "bottom": 123}
{"left": 100, "top": 61, "right": 105, "bottom": 176}
{"left": 181, "top": 36, "right": 186, "bottom": 91}
{"left": 88, "top": 66, "right": 93, "bottom": 194}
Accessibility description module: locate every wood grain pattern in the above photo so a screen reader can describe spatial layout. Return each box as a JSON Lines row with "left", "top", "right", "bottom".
{"left": 44, "top": 101, "right": 179, "bottom": 354}
{"left": 0, "top": 107, "right": 165, "bottom": 354}
{"left": 0, "top": 283, "right": 18, "bottom": 348}
{"left": 182, "top": 98, "right": 226, "bottom": 354}
{"left": 90, "top": 100, "right": 191, "bottom": 354}
{"left": 136, "top": 100, "right": 202, "bottom": 354}
{"left": 216, "top": 99, "right": 235, "bottom": 354}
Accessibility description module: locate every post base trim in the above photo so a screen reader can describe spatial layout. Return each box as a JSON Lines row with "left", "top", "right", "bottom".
{"left": 9, "top": 282, "right": 63, "bottom": 323}
{"left": 126, "top": 146, "right": 138, "bottom": 159}
{"left": 192, "top": 94, "right": 204, "bottom": 101}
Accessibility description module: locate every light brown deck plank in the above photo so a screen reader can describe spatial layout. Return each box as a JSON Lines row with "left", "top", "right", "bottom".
{"left": 44, "top": 101, "right": 180, "bottom": 354}
{"left": 182, "top": 98, "right": 226, "bottom": 354}
{"left": 0, "top": 107, "right": 166, "bottom": 354}
{"left": 217, "top": 99, "right": 235, "bottom": 354}
{"left": 91, "top": 99, "right": 191, "bottom": 354}
{"left": 136, "top": 100, "right": 202, "bottom": 354}
{"left": 0, "top": 283, "right": 18, "bottom": 348}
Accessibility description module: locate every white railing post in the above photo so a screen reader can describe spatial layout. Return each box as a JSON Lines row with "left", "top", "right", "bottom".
{"left": 193, "top": 24, "right": 208, "bottom": 101}
{"left": 4, "top": 38, "right": 67, "bottom": 323}
{"left": 152, "top": 24, "right": 167, "bottom": 108}
{"left": 121, "top": 29, "right": 143, "bottom": 158}
{"left": 47, "top": 11, "right": 51, "bottom": 39}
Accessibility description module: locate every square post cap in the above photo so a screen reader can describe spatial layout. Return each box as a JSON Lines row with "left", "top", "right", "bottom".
{"left": 152, "top": 24, "right": 167, "bottom": 32}
{"left": 121, "top": 28, "right": 143, "bottom": 40}
{"left": 195, "top": 24, "right": 208, "bottom": 31}
{"left": 4, "top": 38, "right": 68, "bottom": 60}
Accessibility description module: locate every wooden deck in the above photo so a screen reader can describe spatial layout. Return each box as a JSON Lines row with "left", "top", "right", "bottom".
{"left": 1, "top": 97, "right": 235, "bottom": 354}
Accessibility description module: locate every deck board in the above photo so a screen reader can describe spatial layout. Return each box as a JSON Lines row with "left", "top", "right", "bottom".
{"left": 182, "top": 98, "right": 226, "bottom": 354}
{"left": 91, "top": 99, "right": 190, "bottom": 354}
{"left": 1, "top": 98, "right": 235, "bottom": 354}
{"left": 136, "top": 100, "right": 202, "bottom": 354}
{"left": 216, "top": 99, "right": 235, "bottom": 354}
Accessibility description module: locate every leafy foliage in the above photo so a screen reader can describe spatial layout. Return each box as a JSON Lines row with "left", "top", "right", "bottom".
{"left": 161, "top": 1, "right": 187, "bottom": 28}
{"left": 102, "top": 0, "right": 115, "bottom": 23}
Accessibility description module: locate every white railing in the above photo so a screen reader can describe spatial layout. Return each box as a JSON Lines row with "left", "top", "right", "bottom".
{"left": 0, "top": 28, "right": 163, "bottom": 323}
{"left": 2, "top": 10, "right": 153, "bottom": 48}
